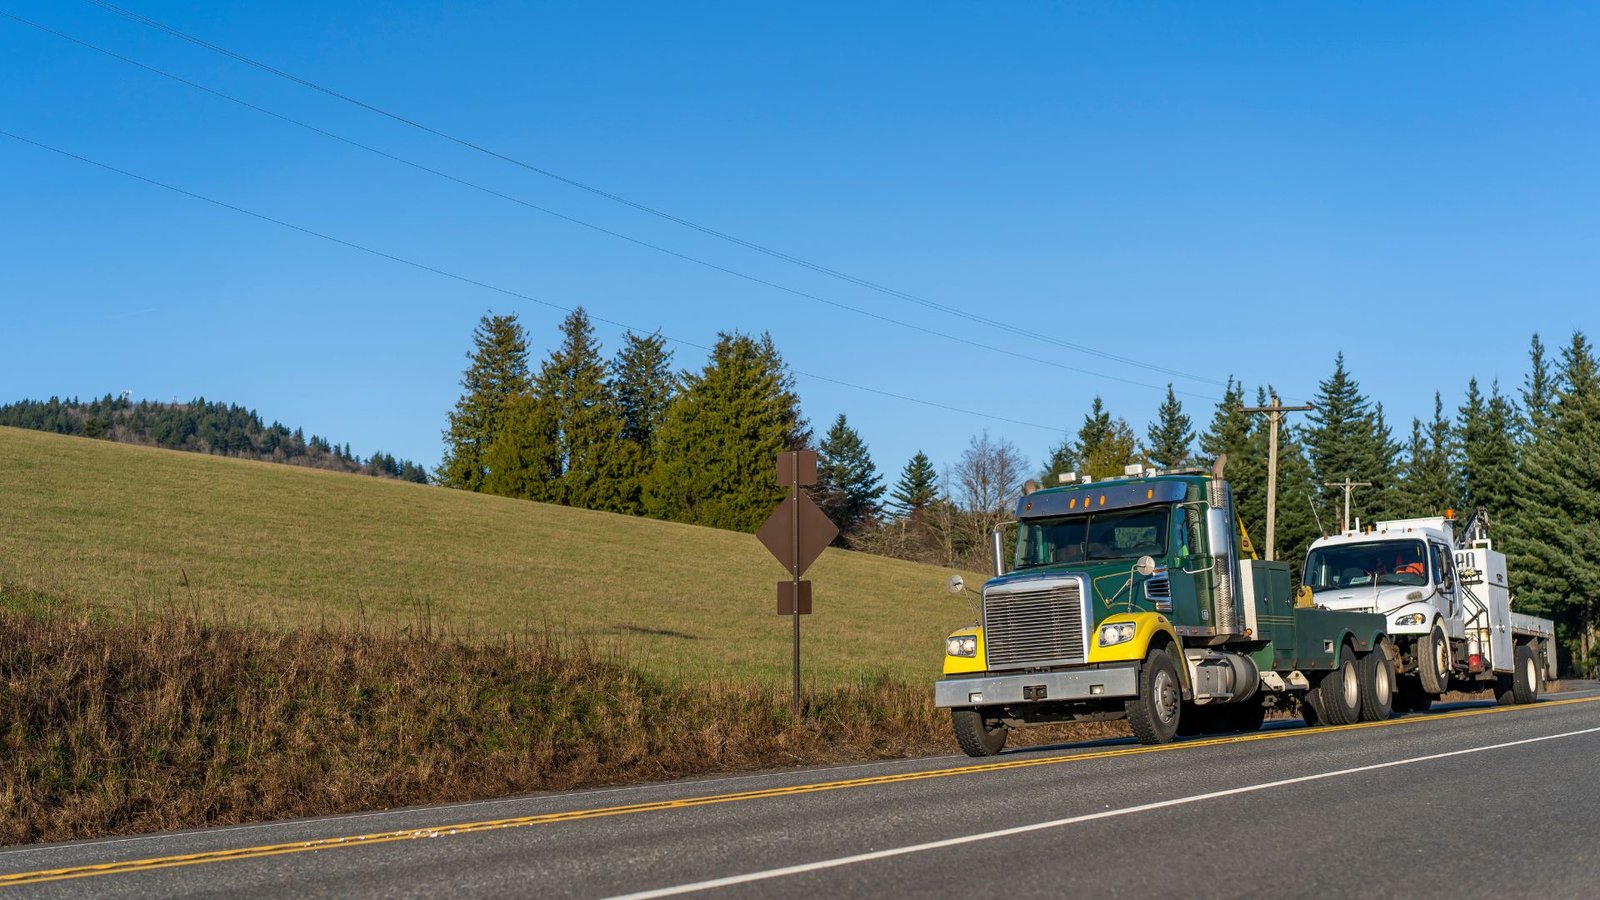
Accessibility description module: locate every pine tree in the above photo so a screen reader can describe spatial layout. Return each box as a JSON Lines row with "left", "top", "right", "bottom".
{"left": 1504, "top": 331, "right": 1600, "bottom": 675}
{"left": 643, "top": 332, "right": 808, "bottom": 532}
{"left": 439, "top": 312, "right": 532, "bottom": 490}
{"left": 1396, "top": 393, "right": 1458, "bottom": 518}
{"left": 1522, "top": 332, "right": 1556, "bottom": 438}
{"left": 542, "top": 309, "right": 636, "bottom": 512}
{"left": 815, "top": 414, "right": 886, "bottom": 537}
{"left": 612, "top": 330, "right": 675, "bottom": 456}
{"left": 1304, "top": 354, "right": 1398, "bottom": 528}
{"left": 1045, "top": 396, "right": 1139, "bottom": 481}
{"left": 889, "top": 451, "right": 939, "bottom": 518}
{"left": 1144, "top": 384, "right": 1194, "bottom": 469}
{"left": 1458, "top": 379, "right": 1519, "bottom": 517}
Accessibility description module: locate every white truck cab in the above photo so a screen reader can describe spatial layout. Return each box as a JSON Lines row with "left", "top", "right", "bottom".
{"left": 1303, "top": 517, "right": 1465, "bottom": 642}
{"left": 1303, "top": 510, "right": 1557, "bottom": 709}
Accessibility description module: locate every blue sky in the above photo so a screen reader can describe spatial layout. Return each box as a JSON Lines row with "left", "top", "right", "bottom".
{"left": 3, "top": 2, "right": 1597, "bottom": 481}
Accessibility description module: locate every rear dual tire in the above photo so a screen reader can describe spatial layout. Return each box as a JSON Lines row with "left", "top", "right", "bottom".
{"left": 1358, "top": 646, "right": 1396, "bottom": 721}
{"left": 1317, "top": 647, "right": 1363, "bottom": 726}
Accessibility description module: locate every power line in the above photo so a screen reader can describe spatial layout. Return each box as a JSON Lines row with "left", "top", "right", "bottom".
{"left": 4, "top": 11, "right": 1216, "bottom": 403}
{"left": 0, "top": 127, "right": 1066, "bottom": 435}
{"left": 72, "top": 0, "right": 1230, "bottom": 390}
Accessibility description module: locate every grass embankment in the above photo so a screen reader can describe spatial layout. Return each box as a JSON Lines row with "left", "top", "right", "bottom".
{"left": 0, "top": 599, "right": 1122, "bottom": 845}
{"left": 0, "top": 426, "right": 980, "bottom": 686}
{"left": 0, "top": 427, "right": 1126, "bottom": 843}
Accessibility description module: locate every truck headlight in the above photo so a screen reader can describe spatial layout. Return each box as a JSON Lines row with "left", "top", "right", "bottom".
{"left": 1098, "top": 622, "right": 1137, "bottom": 647}
{"left": 1394, "top": 613, "right": 1426, "bottom": 627}
{"left": 946, "top": 636, "right": 978, "bottom": 658}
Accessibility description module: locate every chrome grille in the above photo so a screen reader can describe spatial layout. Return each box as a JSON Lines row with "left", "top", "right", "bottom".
{"left": 982, "top": 579, "right": 1087, "bottom": 670}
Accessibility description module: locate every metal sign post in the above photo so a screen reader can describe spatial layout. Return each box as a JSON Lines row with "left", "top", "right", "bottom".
{"left": 756, "top": 450, "right": 836, "bottom": 719}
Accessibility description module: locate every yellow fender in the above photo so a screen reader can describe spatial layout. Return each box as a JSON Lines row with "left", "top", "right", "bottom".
{"left": 941, "top": 626, "right": 986, "bottom": 676}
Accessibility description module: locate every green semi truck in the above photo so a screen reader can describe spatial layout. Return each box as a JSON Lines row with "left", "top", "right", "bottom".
{"left": 935, "top": 459, "right": 1393, "bottom": 755}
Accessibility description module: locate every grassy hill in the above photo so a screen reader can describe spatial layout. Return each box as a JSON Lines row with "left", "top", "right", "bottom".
{"left": 0, "top": 426, "right": 981, "bottom": 687}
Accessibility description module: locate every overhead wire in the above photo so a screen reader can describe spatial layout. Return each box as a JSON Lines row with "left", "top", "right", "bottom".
{"left": 0, "top": 128, "right": 1066, "bottom": 434}
{"left": 4, "top": 10, "right": 1216, "bottom": 402}
{"left": 72, "top": 0, "right": 1230, "bottom": 391}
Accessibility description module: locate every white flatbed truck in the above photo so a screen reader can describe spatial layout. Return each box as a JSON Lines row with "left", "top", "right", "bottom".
{"left": 1301, "top": 508, "right": 1556, "bottom": 711}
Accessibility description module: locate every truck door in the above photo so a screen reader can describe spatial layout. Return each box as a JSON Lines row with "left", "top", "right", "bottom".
{"left": 1430, "top": 542, "right": 1457, "bottom": 619}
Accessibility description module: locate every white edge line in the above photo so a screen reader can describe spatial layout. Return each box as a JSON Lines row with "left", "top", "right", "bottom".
{"left": 606, "top": 724, "right": 1600, "bottom": 899}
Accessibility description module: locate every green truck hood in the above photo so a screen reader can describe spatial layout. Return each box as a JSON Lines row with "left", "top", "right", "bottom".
{"left": 984, "top": 560, "right": 1160, "bottom": 622}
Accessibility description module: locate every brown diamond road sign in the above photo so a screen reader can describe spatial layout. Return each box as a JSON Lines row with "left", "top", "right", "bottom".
{"left": 757, "top": 491, "right": 837, "bottom": 578}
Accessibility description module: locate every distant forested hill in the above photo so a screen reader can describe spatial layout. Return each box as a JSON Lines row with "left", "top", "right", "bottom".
{"left": 0, "top": 395, "right": 429, "bottom": 483}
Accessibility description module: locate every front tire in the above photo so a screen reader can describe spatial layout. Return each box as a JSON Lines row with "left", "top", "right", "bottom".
{"left": 1358, "top": 646, "right": 1396, "bottom": 721}
{"left": 1417, "top": 622, "right": 1452, "bottom": 695}
{"left": 1513, "top": 643, "right": 1540, "bottom": 705}
{"left": 1126, "top": 648, "right": 1183, "bottom": 745}
{"left": 952, "top": 708, "right": 1007, "bottom": 757}
{"left": 1318, "top": 646, "right": 1363, "bottom": 726}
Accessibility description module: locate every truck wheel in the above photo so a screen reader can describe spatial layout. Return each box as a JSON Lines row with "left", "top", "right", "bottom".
{"left": 1358, "top": 647, "right": 1396, "bottom": 721}
{"left": 1396, "top": 677, "right": 1433, "bottom": 713}
{"left": 1126, "top": 648, "right": 1182, "bottom": 745}
{"left": 1512, "top": 643, "right": 1540, "bottom": 705}
{"left": 1222, "top": 701, "right": 1267, "bottom": 734}
{"left": 1417, "top": 622, "right": 1452, "bottom": 695}
{"left": 1317, "top": 648, "right": 1362, "bottom": 726}
{"left": 951, "top": 708, "right": 1007, "bottom": 757}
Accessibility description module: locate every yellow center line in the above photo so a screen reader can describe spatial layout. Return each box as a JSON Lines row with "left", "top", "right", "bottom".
{"left": 3, "top": 695, "right": 1595, "bottom": 888}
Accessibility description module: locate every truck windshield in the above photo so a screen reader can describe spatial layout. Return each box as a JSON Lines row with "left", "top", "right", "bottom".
{"left": 1303, "top": 539, "right": 1430, "bottom": 591}
{"left": 1015, "top": 506, "right": 1169, "bottom": 568}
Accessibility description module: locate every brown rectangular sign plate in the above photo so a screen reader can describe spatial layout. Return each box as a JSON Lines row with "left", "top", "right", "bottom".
{"left": 777, "top": 580, "right": 812, "bottom": 616}
{"left": 775, "top": 450, "right": 818, "bottom": 487}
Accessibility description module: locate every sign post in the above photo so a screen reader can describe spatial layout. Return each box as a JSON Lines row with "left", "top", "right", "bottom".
{"left": 756, "top": 450, "right": 836, "bottom": 718}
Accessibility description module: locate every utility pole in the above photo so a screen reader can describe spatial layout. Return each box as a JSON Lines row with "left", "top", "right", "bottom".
{"left": 1239, "top": 397, "right": 1315, "bottom": 561}
{"left": 1323, "top": 476, "right": 1372, "bottom": 533}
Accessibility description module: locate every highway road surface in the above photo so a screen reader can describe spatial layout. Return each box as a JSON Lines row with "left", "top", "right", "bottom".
{"left": 4, "top": 685, "right": 1599, "bottom": 898}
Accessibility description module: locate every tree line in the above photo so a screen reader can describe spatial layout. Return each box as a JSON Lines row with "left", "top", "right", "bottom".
{"left": 0, "top": 395, "right": 428, "bottom": 482}
{"left": 440, "top": 315, "right": 1598, "bottom": 675}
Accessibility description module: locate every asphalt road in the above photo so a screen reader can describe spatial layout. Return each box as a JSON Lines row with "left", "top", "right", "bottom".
{"left": 5, "top": 685, "right": 1600, "bottom": 899}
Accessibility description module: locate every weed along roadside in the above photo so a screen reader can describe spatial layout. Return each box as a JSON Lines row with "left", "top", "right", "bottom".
{"left": 0, "top": 594, "right": 1122, "bottom": 845}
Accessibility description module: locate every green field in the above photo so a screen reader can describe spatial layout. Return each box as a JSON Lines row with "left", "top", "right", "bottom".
{"left": 0, "top": 426, "right": 982, "bottom": 686}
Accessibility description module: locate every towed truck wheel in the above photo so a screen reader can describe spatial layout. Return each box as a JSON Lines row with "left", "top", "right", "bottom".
{"left": 1317, "top": 647, "right": 1363, "bottom": 726}
{"left": 1512, "top": 643, "right": 1540, "bottom": 705}
{"left": 1358, "top": 646, "right": 1396, "bottom": 721}
{"left": 1126, "top": 648, "right": 1182, "bottom": 745}
{"left": 951, "top": 708, "right": 1008, "bottom": 757}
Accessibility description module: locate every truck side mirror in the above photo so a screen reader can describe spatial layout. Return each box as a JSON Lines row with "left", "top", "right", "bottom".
{"left": 1205, "top": 507, "right": 1232, "bottom": 559}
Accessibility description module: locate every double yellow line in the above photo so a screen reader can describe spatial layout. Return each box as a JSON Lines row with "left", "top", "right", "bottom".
{"left": 4, "top": 695, "right": 1595, "bottom": 887}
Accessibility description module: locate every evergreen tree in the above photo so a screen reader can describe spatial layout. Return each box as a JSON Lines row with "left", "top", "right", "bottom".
{"left": 540, "top": 309, "right": 636, "bottom": 512}
{"left": 481, "top": 392, "right": 561, "bottom": 501}
{"left": 612, "top": 330, "right": 676, "bottom": 456}
{"left": 1458, "top": 379, "right": 1519, "bottom": 517}
{"left": 1504, "top": 331, "right": 1600, "bottom": 675}
{"left": 889, "top": 451, "right": 940, "bottom": 518}
{"left": 1304, "top": 354, "right": 1398, "bottom": 528}
{"left": 1521, "top": 332, "right": 1556, "bottom": 437}
{"left": 1144, "top": 384, "right": 1194, "bottom": 469}
{"left": 1396, "top": 393, "right": 1458, "bottom": 518}
{"left": 1045, "top": 396, "right": 1139, "bottom": 481}
{"left": 439, "top": 312, "right": 531, "bottom": 490}
{"left": 815, "top": 413, "right": 886, "bottom": 537}
{"left": 643, "top": 332, "right": 808, "bottom": 532}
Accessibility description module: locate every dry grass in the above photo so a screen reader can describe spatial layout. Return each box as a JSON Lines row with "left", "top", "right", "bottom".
{"left": 0, "top": 426, "right": 984, "bottom": 687}
{"left": 0, "top": 595, "right": 1120, "bottom": 846}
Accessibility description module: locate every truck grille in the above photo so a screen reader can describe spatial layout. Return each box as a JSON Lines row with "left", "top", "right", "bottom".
{"left": 983, "top": 578, "right": 1087, "bottom": 670}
